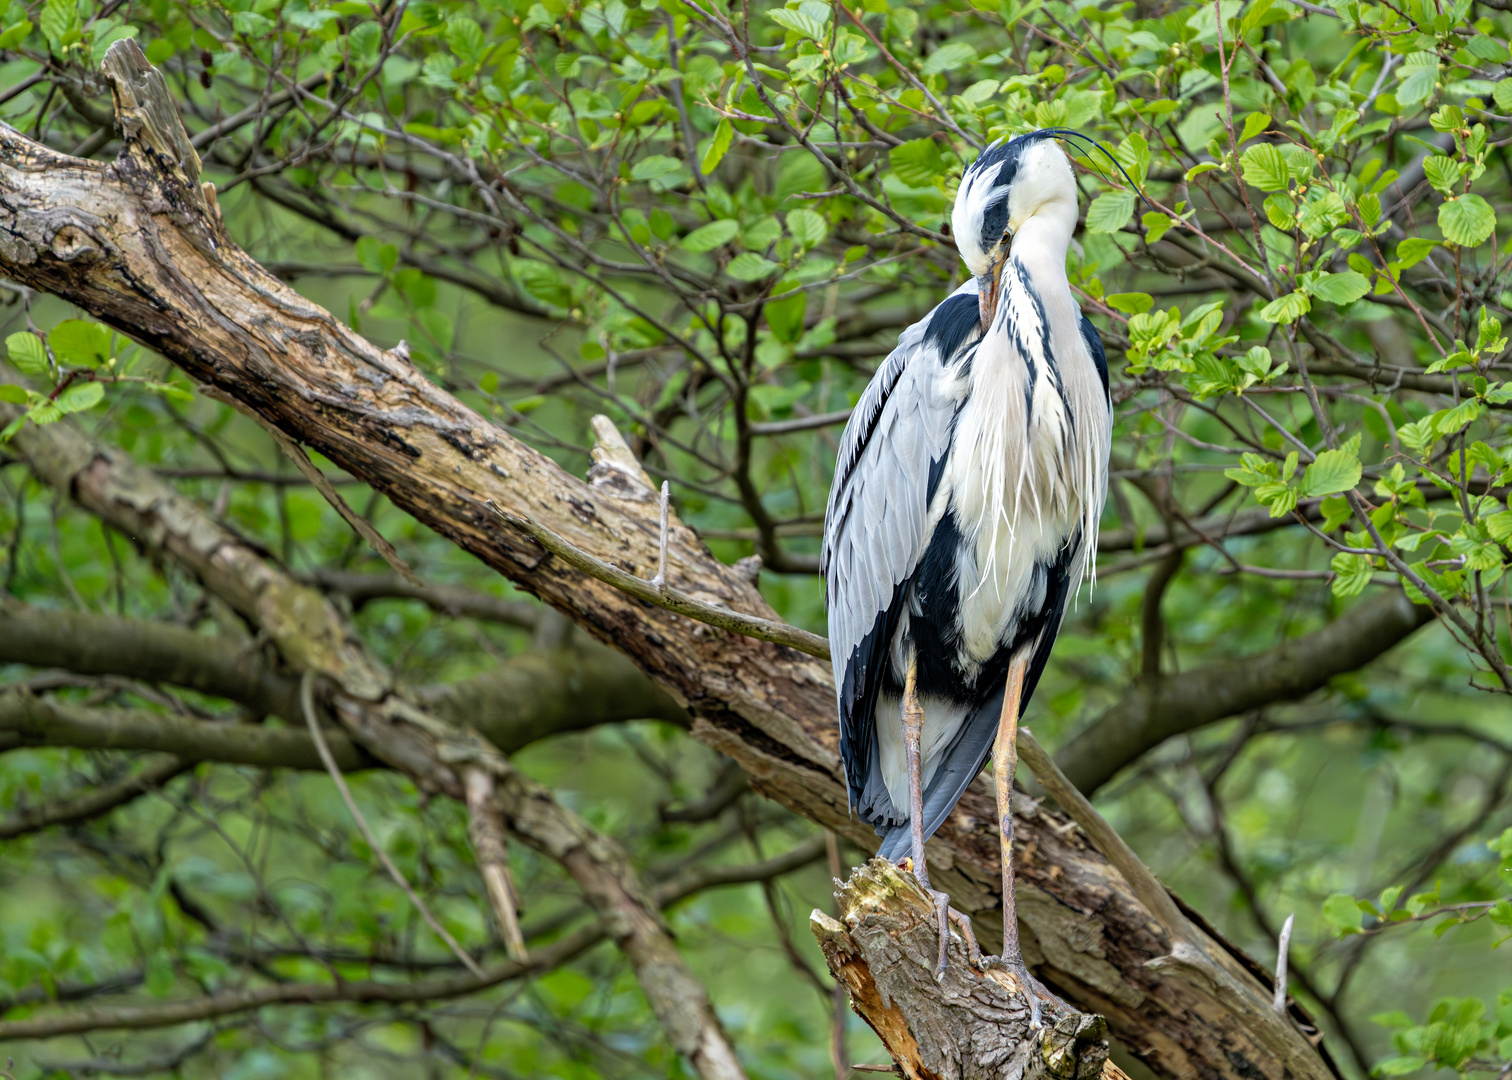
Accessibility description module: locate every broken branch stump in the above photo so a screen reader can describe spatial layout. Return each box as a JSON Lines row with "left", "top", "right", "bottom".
{"left": 813, "top": 860, "right": 1130, "bottom": 1080}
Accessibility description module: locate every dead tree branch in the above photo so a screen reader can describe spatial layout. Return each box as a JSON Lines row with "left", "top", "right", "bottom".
{"left": 812, "top": 860, "right": 1127, "bottom": 1080}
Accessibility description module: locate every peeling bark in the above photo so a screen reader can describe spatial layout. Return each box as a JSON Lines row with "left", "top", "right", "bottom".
{"left": 813, "top": 861, "right": 1127, "bottom": 1080}
{"left": 0, "top": 42, "right": 1350, "bottom": 1080}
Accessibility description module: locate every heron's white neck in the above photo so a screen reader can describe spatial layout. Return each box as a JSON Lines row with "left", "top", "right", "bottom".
{"left": 1008, "top": 198, "right": 1077, "bottom": 283}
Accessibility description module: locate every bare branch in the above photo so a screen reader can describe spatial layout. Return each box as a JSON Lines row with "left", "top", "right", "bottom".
{"left": 300, "top": 671, "right": 486, "bottom": 978}
{"left": 463, "top": 766, "right": 528, "bottom": 963}
{"left": 1055, "top": 590, "right": 1434, "bottom": 794}
{"left": 0, "top": 755, "right": 194, "bottom": 839}
{"left": 269, "top": 426, "right": 422, "bottom": 587}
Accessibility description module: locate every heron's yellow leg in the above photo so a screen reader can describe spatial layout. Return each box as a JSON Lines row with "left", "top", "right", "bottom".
{"left": 900, "top": 655, "right": 954, "bottom": 978}
{"left": 992, "top": 655, "right": 1042, "bottom": 1026}
{"left": 901, "top": 655, "right": 930, "bottom": 888}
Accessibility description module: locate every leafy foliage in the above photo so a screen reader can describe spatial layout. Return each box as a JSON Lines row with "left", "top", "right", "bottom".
{"left": 0, "top": 0, "right": 1505, "bottom": 1075}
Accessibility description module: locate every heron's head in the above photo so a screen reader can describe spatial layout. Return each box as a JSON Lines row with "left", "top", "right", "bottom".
{"left": 951, "top": 132, "right": 1078, "bottom": 325}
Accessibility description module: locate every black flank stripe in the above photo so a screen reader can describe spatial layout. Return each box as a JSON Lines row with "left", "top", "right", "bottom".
{"left": 1019, "top": 267, "right": 1072, "bottom": 436}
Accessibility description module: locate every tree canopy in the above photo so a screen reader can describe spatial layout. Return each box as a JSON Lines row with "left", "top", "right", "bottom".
{"left": 0, "top": 0, "right": 1507, "bottom": 1076}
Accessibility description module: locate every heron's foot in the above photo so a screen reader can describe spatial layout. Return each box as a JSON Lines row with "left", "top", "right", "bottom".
{"left": 976, "top": 953, "right": 1044, "bottom": 1028}
{"left": 947, "top": 906, "right": 986, "bottom": 969}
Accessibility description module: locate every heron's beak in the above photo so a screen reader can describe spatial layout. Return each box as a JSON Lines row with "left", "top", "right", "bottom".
{"left": 977, "top": 244, "right": 1009, "bottom": 328}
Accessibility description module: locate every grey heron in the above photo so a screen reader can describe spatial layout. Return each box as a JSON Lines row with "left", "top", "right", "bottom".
{"left": 822, "top": 130, "right": 1116, "bottom": 1021}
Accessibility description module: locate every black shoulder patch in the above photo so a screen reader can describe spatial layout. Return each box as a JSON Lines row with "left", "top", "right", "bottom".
{"left": 1079, "top": 313, "right": 1110, "bottom": 402}
{"left": 923, "top": 292, "right": 980, "bottom": 364}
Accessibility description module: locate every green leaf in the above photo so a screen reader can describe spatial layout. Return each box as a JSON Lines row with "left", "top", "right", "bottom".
{"left": 1085, "top": 191, "right": 1135, "bottom": 234}
{"left": 1320, "top": 495, "right": 1352, "bottom": 532}
{"left": 48, "top": 319, "right": 112, "bottom": 368}
{"left": 445, "top": 15, "right": 484, "bottom": 61}
{"left": 0, "top": 20, "right": 32, "bottom": 49}
{"left": 232, "top": 10, "right": 274, "bottom": 35}
{"left": 768, "top": 1, "right": 831, "bottom": 41}
{"left": 1263, "top": 193, "right": 1293, "bottom": 230}
{"left": 6, "top": 332, "right": 48, "bottom": 376}
{"left": 1395, "top": 237, "right": 1439, "bottom": 268}
{"left": 1468, "top": 34, "right": 1510, "bottom": 63}
{"left": 1142, "top": 211, "right": 1172, "bottom": 244}
{"left": 765, "top": 286, "right": 807, "bottom": 344}
{"left": 1239, "top": 112, "right": 1270, "bottom": 143}
{"left": 920, "top": 42, "right": 976, "bottom": 75}
{"left": 1396, "top": 52, "right": 1440, "bottom": 108}
{"left": 1106, "top": 293, "right": 1153, "bottom": 315}
{"left": 1239, "top": 144, "right": 1291, "bottom": 192}
{"left": 786, "top": 209, "right": 827, "bottom": 250}
{"left": 1308, "top": 271, "right": 1370, "bottom": 305}
{"left": 701, "top": 119, "right": 733, "bottom": 175}
{"left": 1331, "top": 552, "right": 1373, "bottom": 598}
{"left": 1301, "top": 448, "right": 1362, "bottom": 497}
{"left": 1422, "top": 155, "right": 1465, "bottom": 196}
{"left": 1373, "top": 1056, "right": 1429, "bottom": 1075}
{"left": 1322, "top": 892, "right": 1364, "bottom": 933}
{"left": 890, "top": 139, "right": 945, "bottom": 189}
{"left": 726, "top": 252, "right": 780, "bottom": 281}
{"left": 40, "top": 0, "right": 78, "bottom": 46}
{"left": 1487, "top": 510, "right": 1512, "bottom": 543}
{"left": 1438, "top": 194, "right": 1495, "bottom": 248}
{"left": 0, "top": 385, "right": 26, "bottom": 405}
{"left": 55, "top": 380, "right": 104, "bottom": 414}
{"left": 1257, "top": 291, "right": 1310, "bottom": 324}
{"left": 1495, "top": 80, "right": 1512, "bottom": 113}
{"left": 631, "top": 155, "right": 683, "bottom": 182}
{"left": 682, "top": 220, "right": 740, "bottom": 253}
{"left": 1237, "top": 345, "right": 1284, "bottom": 384}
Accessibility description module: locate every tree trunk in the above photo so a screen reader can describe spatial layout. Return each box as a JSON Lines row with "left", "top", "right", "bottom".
{"left": 0, "top": 41, "right": 1339, "bottom": 1080}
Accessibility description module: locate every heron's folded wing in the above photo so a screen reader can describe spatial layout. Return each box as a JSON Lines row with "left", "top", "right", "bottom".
{"left": 822, "top": 283, "right": 977, "bottom": 813}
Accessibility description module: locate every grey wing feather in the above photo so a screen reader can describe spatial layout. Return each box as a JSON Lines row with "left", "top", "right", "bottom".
{"left": 822, "top": 281, "right": 974, "bottom": 816}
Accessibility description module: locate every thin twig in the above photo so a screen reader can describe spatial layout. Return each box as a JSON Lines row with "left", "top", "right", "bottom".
{"left": 652, "top": 480, "right": 670, "bottom": 590}
{"left": 1273, "top": 913, "right": 1294, "bottom": 1014}
{"left": 299, "top": 672, "right": 485, "bottom": 978}
{"left": 463, "top": 766, "right": 528, "bottom": 964}
{"left": 487, "top": 503, "right": 831, "bottom": 660}
{"left": 270, "top": 428, "right": 422, "bottom": 587}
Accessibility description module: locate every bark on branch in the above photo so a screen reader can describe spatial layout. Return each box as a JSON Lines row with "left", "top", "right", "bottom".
{"left": 0, "top": 41, "right": 1372, "bottom": 1080}
{"left": 813, "top": 860, "right": 1127, "bottom": 1080}
{"left": 0, "top": 598, "right": 688, "bottom": 754}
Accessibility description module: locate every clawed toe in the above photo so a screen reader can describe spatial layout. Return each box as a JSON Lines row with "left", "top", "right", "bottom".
{"left": 976, "top": 954, "right": 1044, "bottom": 1028}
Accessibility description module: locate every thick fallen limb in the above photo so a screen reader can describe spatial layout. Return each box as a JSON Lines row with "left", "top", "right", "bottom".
{"left": 495, "top": 507, "right": 831, "bottom": 659}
